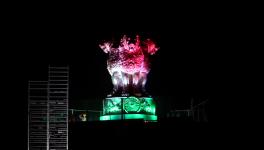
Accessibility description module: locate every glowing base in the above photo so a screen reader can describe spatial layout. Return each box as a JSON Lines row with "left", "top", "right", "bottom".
{"left": 100, "top": 96, "right": 157, "bottom": 121}
{"left": 100, "top": 114, "right": 157, "bottom": 121}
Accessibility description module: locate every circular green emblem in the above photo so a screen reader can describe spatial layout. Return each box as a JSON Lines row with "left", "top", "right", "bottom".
{"left": 123, "top": 97, "right": 141, "bottom": 113}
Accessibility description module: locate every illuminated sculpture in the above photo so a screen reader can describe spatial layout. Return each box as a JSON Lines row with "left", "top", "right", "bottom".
{"left": 99, "top": 35, "right": 159, "bottom": 121}
{"left": 99, "top": 35, "right": 159, "bottom": 97}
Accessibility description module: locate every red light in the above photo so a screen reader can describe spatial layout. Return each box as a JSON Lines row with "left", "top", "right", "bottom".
{"left": 99, "top": 35, "right": 159, "bottom": 96}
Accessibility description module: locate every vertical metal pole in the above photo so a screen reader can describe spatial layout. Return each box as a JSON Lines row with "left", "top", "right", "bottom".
{"left": 121, "top": 98, "right": 123, "bottom": 120}
{"left": 66, "top": 66, "right": 69, "bottom": 150}
{"left": 47, "top": 69, "right": 50, "bottom": 150}
{"left": 27, "top": 82, "right": 30, "bottom": 150}
{"left": 102, "top": 99, "right": 104, "bottom": 115}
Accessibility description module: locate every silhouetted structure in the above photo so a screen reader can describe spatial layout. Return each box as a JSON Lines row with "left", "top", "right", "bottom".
{"left": 28, "top": 65, "right": 69, "bottom": 150}
{"left": 28, "top": 81, "right": 48, "bottom": 149}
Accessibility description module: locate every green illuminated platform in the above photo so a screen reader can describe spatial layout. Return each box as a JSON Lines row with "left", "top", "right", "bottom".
{"left": 100, "top": 114, "right": 157, "bottom": 121}
{"left": 100, "top": 96, "right": 157, "bottom": 121}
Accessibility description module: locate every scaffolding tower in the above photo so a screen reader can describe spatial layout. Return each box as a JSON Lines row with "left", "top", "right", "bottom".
{"left": 28, "top": 81, "right": 48, "bottom": 150}
{"left": 28, "top": 66, "right": 69, "bottom": 150}
{"left": 48, "top": 66, "right": 69, "bottom": 150}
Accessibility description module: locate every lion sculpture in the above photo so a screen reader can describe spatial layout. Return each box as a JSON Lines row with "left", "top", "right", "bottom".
{"left": 99, "top": 35, "right": 159, "bottom": 97}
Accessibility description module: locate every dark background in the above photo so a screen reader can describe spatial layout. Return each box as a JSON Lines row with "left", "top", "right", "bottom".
{"left": 3, "top": 3, "right": 234, "bottom": 149}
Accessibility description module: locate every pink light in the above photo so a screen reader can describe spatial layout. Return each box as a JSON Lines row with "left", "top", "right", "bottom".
{"left": 100, "top": 35, "right": 159, "bottom": 75}
{"left": 99, "top": 35, "right": 159, "bottom": 96}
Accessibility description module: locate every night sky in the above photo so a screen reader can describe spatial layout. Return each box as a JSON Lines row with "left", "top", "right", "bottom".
{"left": 5, "top": 6, "right": 231, "bottom": 148}
{"left": 19, "top": 29, "right": 215, "bottom": 108}
{"left": 13, "top": 14, "right": 222, "bottom": 116}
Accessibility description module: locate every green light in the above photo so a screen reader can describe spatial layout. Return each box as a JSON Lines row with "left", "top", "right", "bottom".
{"left": 104, "top": 97, "right": 122, "bottom": 114}
{"left": 109, "top": 106, "right": 120, "bottom": 112}
{"left": 103, "top": 97, "right": 156, "bottom": 115}
{"left": 145, "top": 106, "right": 151, "bottom": 113}
{"left": 100, "top": 114, "right": 157, "bottom": 121}
{"left": 101, "top": 96, "right": 157, "bottom": 121}
{"left": 123, "top": 97, "right": 141, "bottom": 113}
